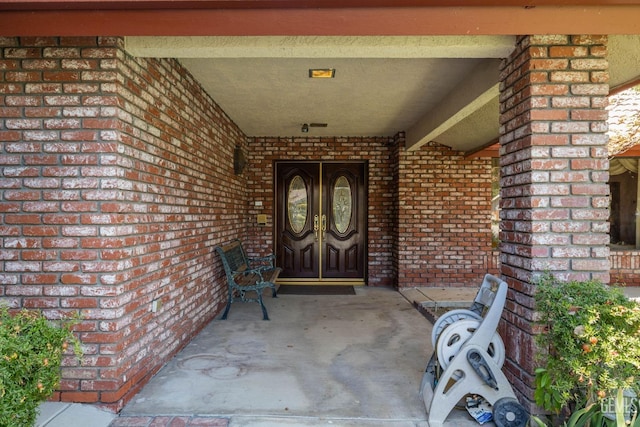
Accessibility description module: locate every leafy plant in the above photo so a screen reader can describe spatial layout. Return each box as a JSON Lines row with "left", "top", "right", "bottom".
{"left": 0, "top": 307, "right": 81, "bottom": 427}
{"left": 531, "top": 388, "right": 640, "bottom": 427}
{"left": 533, "top": 273, "right": 640, "bottom": 424}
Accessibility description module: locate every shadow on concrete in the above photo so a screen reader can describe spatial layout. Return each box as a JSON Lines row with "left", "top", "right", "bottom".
{"left": 118, "top": 287, "right": 484, "bottom": 426}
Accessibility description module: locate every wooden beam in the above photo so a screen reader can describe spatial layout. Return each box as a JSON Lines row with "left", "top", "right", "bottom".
{"left": 465, "top": 140, "right": 499, "bottom": 158}
{"left": 2, "top": 6, "right": 640, "bottom": 36}
{"left": 3, "top": 0, "right": 640, "bottom": 11}
{"left": 611, "top": 77, "right": 640, "bottom": 95}
{"left": 617, "top": 147, "right": 640, "bottom": 157}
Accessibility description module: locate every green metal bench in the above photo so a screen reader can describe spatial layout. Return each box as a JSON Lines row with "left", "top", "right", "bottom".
{"left": 215, "top": 239, "right": 281, "bottom": 320}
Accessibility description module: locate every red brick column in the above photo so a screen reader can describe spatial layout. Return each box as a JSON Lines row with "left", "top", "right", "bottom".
{"left": 0, "top": 36, "right": 244, "bottom": 410}
{"left": 499, "top": 35, "right": 610, "bottom": 409}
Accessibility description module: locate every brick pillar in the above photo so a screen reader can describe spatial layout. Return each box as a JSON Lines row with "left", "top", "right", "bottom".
{"left": 499, "top": 35, "right": 610, "bottom": 409}
{"left": 1, "top": 36, "right": 243, "bottom": 410}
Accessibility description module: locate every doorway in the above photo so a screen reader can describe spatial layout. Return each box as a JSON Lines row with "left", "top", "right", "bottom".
{"left": 275, "top": 161, "right": 367, "bottom": 285}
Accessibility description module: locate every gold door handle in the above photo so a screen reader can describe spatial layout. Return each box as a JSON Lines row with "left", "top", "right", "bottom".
{"left": 321, "top": 214, "right": 327, "bottom": 239}
{"left": 314, "top": 214, "right": 319, "bottom": 241}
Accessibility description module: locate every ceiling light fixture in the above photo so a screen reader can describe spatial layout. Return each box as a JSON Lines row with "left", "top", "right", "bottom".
{"left": 301, "top": 123, "right": 327, "bottom": 133}
{"left": 309, "top": 68, "right": 335, "bottom": 79}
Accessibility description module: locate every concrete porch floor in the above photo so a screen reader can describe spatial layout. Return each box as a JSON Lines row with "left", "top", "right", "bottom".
{"left": 37, "top": 283, "right": 640, "bottom": 426}
{"left": 39, "top": 286, "right": 494, "bottom": 427}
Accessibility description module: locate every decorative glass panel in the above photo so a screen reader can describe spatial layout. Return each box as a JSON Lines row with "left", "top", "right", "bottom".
{"left": 333, "top": 176, "right": 352, "bottom": 234}
{"left": 287, "top": 175, "right": 307, "bottom": 234}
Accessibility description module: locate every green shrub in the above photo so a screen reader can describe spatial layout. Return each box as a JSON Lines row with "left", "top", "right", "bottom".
{"left": 0, "top": 307, "right": 81, "bottom": 427}
{"left": 534, "top": 273, "right": 640, "bottom": 420}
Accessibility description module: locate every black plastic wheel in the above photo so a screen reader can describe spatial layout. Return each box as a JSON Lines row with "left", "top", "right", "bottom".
{"left": 493, "top": 397, "right": 528, "bottom": 427}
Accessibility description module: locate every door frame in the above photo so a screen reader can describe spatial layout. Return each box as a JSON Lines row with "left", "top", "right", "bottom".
{"left": 274, "top": 160, "right": 368, "bottom": 286}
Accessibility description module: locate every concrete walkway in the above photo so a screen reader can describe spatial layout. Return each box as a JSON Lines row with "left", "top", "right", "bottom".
{"left": 36, "top": 284, "right": 640, "bottom": 426}
{"left": 399, "top": 286, "right": 477, "bottom": 323}
{"left": 36, "top": 286, "right": 486, "bottom": 427}
{"left": 36, "top": 401, "right": 116, "bottom": 427}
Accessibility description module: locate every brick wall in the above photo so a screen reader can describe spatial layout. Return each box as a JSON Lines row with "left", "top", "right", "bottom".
{"left": 245, "top": 136, "right": 398, "bottom": 287}
{"left": 397, "top": 139, "right": 497, "bottom": 287}
{"left": 488, "top": 251, "right": 639, "bottom": 287}
{"left": 1, "top": 35, "right": 503, "bottom": 409}
{"left": 245, "top": 135, "right": 496, "bottom": 288}
{"left": 611, "top": 250, "right": 640, "bottom": 286}
{"left": 499, "top": 35, "right": 610, "bottom": 410}
{"left": 0, "top": 37, "right": 243, "bottom": 410}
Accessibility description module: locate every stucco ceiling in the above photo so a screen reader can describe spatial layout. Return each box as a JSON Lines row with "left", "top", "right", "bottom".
{"left": 125, "top": 35, "right": 640, "bottom": 153}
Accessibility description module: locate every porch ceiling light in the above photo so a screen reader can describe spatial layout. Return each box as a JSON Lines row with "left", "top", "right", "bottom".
{"left": 309, "top": 68, "right": 335, "bottom": 78}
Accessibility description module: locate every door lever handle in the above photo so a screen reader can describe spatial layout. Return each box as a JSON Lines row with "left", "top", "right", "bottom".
{"left": 314, "top": 214, "right": 319, "bottom": 241}
{"left": 321, "top": 214, "right": 327, "bottom": 239}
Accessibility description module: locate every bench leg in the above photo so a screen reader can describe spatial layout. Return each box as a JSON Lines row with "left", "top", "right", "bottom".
{"left": 271, "top": 284, "right": 277, "bottom": 298}
{"left": 221, "top": 298, "right": 232, "bottom": 320}
{"left": 258, "top": 293, "right": 269, "bottom": 320}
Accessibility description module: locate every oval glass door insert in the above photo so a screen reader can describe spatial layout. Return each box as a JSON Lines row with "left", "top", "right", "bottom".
{"left": 333, "top": 176, "right": 352, "bottom": 234}
{"left": 287, "top": 175, "right": 308, "bottom": 234}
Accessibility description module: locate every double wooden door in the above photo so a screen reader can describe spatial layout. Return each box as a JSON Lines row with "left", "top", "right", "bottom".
{"left": 275, "top": 162, "right": 367, "bottom": 285}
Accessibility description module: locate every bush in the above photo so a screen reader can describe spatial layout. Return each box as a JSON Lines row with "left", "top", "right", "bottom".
{"left": 534, "top": 273, "right": 640, "bottom": 420}
{"left": 0, "top": 307, "right": 81, "bottom": 427}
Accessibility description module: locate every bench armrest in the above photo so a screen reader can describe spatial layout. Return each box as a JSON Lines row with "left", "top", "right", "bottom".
{"left": 247, "top": 254, "right": 276, "bottom": 269}
{"left": 232, "top": 266, "right": 267, "bottom": 282}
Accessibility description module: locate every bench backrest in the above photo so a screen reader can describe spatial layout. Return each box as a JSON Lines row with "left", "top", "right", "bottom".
{"left": 216, "top": 240, "right": 248, "bottom": 278}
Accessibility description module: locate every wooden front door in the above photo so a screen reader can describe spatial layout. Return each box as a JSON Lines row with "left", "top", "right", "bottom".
{"left": 275, "top": 162, "right": 367, "bottom": 284}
